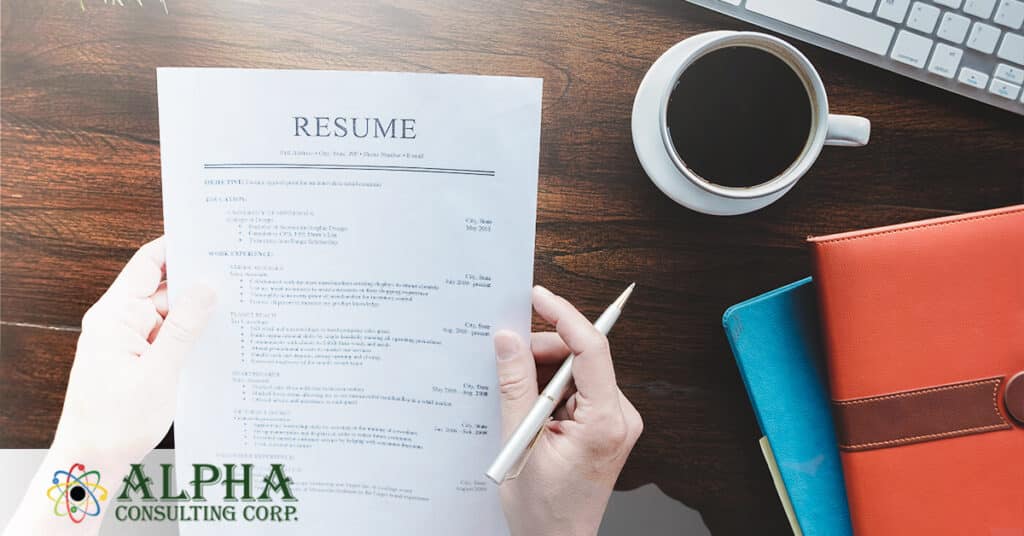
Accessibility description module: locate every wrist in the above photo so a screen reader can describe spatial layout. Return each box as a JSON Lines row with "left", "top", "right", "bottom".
{"left": 48, "top": 435, "right": 132, "bottom": 479}
{"left": 2, "top": 447, "right": 130, "bottom": 536}
{"left": 45, "top": 441, "right": 131, "bottom": 487}
{"left": 40, "top": 443, "right": 130, "bottom": 528}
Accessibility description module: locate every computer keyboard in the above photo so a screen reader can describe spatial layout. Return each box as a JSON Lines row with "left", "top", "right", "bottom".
{"left": 684, "top": 0, "right": 1024, "bottom": 114}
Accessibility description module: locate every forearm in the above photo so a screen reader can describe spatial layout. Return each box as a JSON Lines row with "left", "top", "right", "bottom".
{"left": 3, "top": 443, "right": 128, "bottom": 536}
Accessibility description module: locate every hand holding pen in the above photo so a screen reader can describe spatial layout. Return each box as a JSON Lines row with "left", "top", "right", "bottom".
{"left": 490, "top": 285, "right": 643, "bottom": 536}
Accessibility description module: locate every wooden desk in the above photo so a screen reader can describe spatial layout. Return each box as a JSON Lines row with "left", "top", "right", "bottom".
{"left": 1, "top": 1, "right": 1021, "bottom": 533}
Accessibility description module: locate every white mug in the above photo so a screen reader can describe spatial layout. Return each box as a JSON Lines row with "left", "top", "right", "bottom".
{"left": 632, "top": 31, "right": 871, "bottom": 216}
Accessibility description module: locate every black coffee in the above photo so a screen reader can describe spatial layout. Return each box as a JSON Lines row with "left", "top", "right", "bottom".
{"left": 666, "top": 46, "right": 812, "bottom": 188}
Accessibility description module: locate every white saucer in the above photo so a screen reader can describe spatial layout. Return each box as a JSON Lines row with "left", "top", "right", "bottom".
{"left": 630, "top": 33, "right": 795, "bottom": 216}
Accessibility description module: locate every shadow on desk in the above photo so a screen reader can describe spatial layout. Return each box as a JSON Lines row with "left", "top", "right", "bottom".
{"left": 602, "top": 483, "right": 711, "bottom": 535}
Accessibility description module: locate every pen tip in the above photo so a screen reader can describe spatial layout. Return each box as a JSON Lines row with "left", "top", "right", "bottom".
{"left": 613, "top": 283, "right": 635, "bottom": 310}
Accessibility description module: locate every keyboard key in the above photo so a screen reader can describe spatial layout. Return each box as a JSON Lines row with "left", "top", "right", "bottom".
{"left": 958, "top": 66, "right": 990, "bottom": 87}
{"left": 934, "top": 0, "right": 962, "bottom": 6}
{"left": 719, "top": 0, "right": 742, "bottom": 4}
{"left": 989, "top": 77, "right": 1022, "bottom": 97}
{"left": 891, "top": 30, "right": 935, "bottom": 66}
{"left": 878, "top": 0, "right": 912, "bottom": 22}
{"left": 967, "top": 22, "right": 1002, "bottom": 52}
{"left": 937, "top": 12, "right": 972, "bottom": 42}
{"left": 746, "top": 0, "right": 896, "bottom": 55}
{"left": 997, "top": 32, "right": 1024, "bottom": 62}
{"left": 994, "top": 0, "right": 1024, "bottom": 29}
{"left": 907, "top": 2, "right": 942, "bottom": 32}
{"left": 964, "top": 0, "right": 998, "bottom": 17}
{"left": 928, "top": 43, "right": 964, "bottom": 76}
{"left": 995, "top": 62, "right": 1024, "bottom": 82}
{"left": 847, "top": 0, "right": 877, "bottom": 12}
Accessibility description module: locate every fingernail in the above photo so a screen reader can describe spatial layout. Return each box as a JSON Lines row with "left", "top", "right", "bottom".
{"left": 494, "top": 332, "right": 520, "bottom": 361}
{"left": 533, "top": 285, "right": 553, "bottom": 298}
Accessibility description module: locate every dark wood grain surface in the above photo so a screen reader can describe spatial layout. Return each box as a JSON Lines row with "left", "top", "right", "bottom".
{"left": 2, "top": 0, "right": 1021, "bottom": 533}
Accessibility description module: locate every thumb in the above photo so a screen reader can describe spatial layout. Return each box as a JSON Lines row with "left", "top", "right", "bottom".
{"left": 145, "top": 282, "right": 217, "bottom": 372}
{"left": 494, "top": 330, "right": 538, "bottom": 440}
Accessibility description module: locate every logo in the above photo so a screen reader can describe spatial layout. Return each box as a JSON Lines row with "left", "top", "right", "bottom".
{"left": 47, "top": 463, "right": 108, "bottom": 524}
{"left": 115, "top": 463, "right": 299, "bottom": 524}
{"left": 44, "top": 462, "right": 298, "bottom": 525}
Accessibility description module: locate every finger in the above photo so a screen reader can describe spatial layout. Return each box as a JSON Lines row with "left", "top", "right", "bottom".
{"left": 106, "top": 237, "right": 166, "bottom": 299}
{"left": 79, "top": 319, "right": 151, "bottom": 357}
{"left": 152, "top": 281, "right": 169, "bottom": 317}
{"left": 552, "top": 393, "right": 578, "bottom": 422}
{"left": 532, "top": 332, "right": 571, "bottom": 388}
{"left": 530, "top": 332, "right": 571, "bottom": 363}
{"left": 147, "top": 315, "right": 164, "bottom": 344}
{"left": 494, "top": 330, "right": 538, "bottom": 440}
{"left": 117, "top": 299, "right": 164, "bottom": 339}
{"left": 532, "top": 286, "right": 619, "bottom": 406}
{"left": 565, "top": 393, "right": 579, "bottom": 419}
{"left": 546, "top": 418, "right": 582, "bottom": 436}
{"left": 119, "top": 332, "right": 151, "bottom": 357}
{"left": 144, "top": 282, "right": 217, "bottom": 373}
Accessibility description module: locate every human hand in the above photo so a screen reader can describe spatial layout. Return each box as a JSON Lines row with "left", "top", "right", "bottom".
{"left": 493, "top": 286, "right": 643, "bottom": 536}
{"left": 3, "top": 237, "right": 216, "bottom": 536}
{"left": 52, "top": 236, "right": 216, "bottom": 468}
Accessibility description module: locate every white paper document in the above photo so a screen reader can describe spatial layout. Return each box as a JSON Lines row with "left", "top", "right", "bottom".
{"left": 158, "top": 68, "right": 541, "bottom": 534}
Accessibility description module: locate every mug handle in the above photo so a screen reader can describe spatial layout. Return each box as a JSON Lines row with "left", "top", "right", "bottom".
{"left": 824, "top": 114, "right": 871, "bottom": 147}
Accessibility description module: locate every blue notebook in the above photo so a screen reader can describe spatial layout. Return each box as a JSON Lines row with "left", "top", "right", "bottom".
{"left": 722, "top": 278, "right": 853, "bottom": 536}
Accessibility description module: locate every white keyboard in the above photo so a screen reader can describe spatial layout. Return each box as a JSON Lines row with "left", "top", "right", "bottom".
{"left": 685, "top": 0, "right": 1024, "bottom": 114}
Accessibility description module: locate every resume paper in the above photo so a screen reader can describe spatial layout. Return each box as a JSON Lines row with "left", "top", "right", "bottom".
{"left": 157, "top": 68, "right": 542, "bottom": 534}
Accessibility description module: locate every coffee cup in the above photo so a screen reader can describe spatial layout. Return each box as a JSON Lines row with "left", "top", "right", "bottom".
{"left": 632, "top": 31, "right": 870, "bottom": 216}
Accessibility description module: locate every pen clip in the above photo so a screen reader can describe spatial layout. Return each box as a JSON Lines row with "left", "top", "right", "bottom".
{"left": 503, "top": 417, "right": 550, "bottom": 481}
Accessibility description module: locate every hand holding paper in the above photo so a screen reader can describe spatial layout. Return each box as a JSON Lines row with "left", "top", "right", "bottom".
{"left": 54, "top": 237, "right": 216, "bottom": 465}
{"left": 3, "top": 238, "right": 216, "bottom": 536}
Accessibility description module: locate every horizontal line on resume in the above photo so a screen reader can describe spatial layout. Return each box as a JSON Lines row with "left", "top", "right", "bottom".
{"left": 203, "top": 163, "right": 495, "bottom": 177}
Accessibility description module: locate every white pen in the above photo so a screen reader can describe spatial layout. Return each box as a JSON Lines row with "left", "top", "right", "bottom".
{"left": 486, "top": 283, "right": 636, "bottom": 484}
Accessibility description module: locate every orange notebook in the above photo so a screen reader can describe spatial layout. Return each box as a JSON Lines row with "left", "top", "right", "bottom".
{"left": 808, "top": 205, "right": 1024, "bottom": 535}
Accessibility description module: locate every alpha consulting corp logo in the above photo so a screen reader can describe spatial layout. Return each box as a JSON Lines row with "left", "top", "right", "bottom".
{"left": 47, "top": 463, "right": 108, "bottom": 524}
{"left": 45, "top": 463, "right": 299, "bottom": 525}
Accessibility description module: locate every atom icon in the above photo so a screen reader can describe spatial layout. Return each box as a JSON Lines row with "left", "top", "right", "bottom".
{"left": 47, "top": 463, "right": 108, "bottom": 523}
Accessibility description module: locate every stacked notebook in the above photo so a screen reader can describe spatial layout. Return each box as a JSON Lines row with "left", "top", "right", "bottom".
{"left": 725, "top": 205, "right": 1024, "bottom": 535}
{"left": 723, "top": 279, "right": 853, "bottom": 536}
{"left": 809, "top": 205, "right": 1024, "bottom": 534}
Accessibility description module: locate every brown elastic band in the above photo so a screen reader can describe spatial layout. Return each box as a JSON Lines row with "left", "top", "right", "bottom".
{"left": 833, "top": 377, "right": 1011, "bottom": 452}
